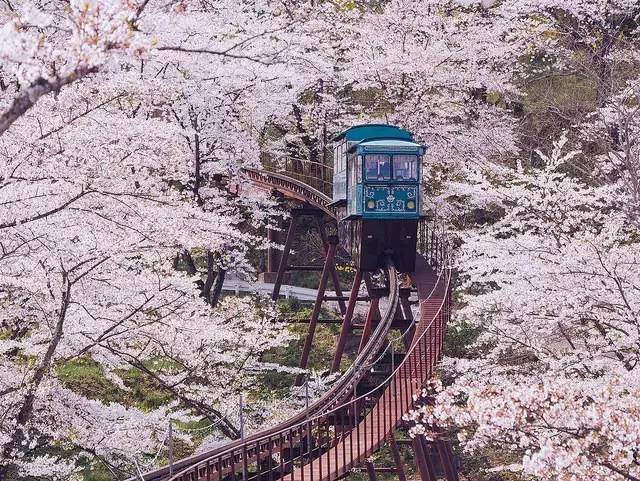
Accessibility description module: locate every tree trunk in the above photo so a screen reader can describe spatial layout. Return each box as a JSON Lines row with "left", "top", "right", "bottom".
{"left": 210, "top": 268, "right": 226, "bottom": 307}
{"left": 593, "top": 30, "right": 613, "bottom": 107}
{"left": 202, "top": 251, "right": 226, "bottom": 307}
{"left": 0, "top": 273, "right": 72, "bottom": 479}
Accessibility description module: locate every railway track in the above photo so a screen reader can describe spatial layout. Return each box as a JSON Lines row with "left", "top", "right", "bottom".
{"left": 132, "top": 170, "right": 455, "bottom": 481}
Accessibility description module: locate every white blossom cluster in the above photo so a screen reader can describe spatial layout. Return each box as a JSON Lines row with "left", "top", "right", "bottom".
{"left": 399, "top": 1, "right": 640, "bottom": 479}
{"left": 1, "top": 0, "right": 639, "bottom": 479}
{"left": 0, "top": 0, "right": 147, "bottom": 85}
{"left": 0, "top": 0, "right": 334, "bottom": 476}
{"left": 410, "top": 373, "right": 640, "bottom": 481}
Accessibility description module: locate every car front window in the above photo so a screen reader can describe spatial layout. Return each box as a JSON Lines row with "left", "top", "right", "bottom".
{"left": 365, "top": 154, "right": 391, "bottom": 181}
{"left": 393, "top": 155, "right": 418, "bottom": 181}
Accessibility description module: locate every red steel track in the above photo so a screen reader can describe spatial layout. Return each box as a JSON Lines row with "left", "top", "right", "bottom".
{"left": 135, "top": 170, "right": 454, "bottom": 481}
{"left": 244, "top": 168, "right": 336, "bottom": 216}
{"left": 279, "top": 255, "right": 449, "bottom": 481}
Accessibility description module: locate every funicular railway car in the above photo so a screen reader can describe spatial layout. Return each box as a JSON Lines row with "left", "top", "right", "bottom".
{"left": 332, "top": 124, "right": 425, "bottom": 273}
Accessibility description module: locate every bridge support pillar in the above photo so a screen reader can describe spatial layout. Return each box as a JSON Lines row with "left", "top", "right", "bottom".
{"left": 271, "top": 208, "right": 339, "bottom": 301}
{"left": 317, "top": 216, "right": 346, "bottom": 315}
{"left": 295, "top": 235, "right": 339, "bottom": 385}
{"left": 390, "top": 434, "right": 408, "bottom": 481}
{"left": 331, "top": 269, "right": 362, "bottom": 373}
{"left": 271, "top": 213, "right": 299, "bottom": 300}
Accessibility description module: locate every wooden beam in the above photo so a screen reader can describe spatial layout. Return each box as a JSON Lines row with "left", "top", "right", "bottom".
{"left": 278, "top": 318, "right": 343, "bottom": 324}
{"left": 352, "top": 467, "right": 400, "bottom": 474}
{"left": 394, "top": 439, "right": 414, "bottom": 446}
{"left": 390, "top": 434, "right": 408, "bottom": 481}
{"left": 324, "top": 295, "right": 370, "bottom": 302}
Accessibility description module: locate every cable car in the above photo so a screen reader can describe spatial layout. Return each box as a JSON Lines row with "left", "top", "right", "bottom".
{"left": 332, "top": 124, "right": 425, "bottom": 273}
{"left": 332, "top": 124, "right": 425, "bottom": 219}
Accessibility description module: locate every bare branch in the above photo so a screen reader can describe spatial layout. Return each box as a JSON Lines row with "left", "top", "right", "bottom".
{"left": 0, "top": 68, "right": 97, "bottom": 137}
{"left": 0, "top": 189, "right": 91, "bottom": 229}
{"left": 157, "top": 46, "right": 281, "bottom": 66}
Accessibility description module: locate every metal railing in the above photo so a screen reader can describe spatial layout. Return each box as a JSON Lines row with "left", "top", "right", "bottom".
{"left": 417, "top": 218, "right": 449, "bottom": 270}
{"left": 260, "top": 157, "right": 334, "bottom": 197}
{"left": 244, "top": 168, "right": 335, "bottom": 217}
{"left": 161, "top": 245, "right": 451, "bottom": 481}
{"left": 164, "top": 266, "right": 451, "bottom": 481}
{"left": 133, "top": 171, "right": 453, "bottom": 481}
{"left": 161, "top": 259, "right": 401, "bottom": 481}
{"left": 134, "top": 258, "right": 401, "bottom": 481}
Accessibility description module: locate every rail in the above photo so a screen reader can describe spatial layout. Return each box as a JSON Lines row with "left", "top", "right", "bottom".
{"left": 134, "top": 258, "right": 400, "bottom": 481}
{"left": 133, "top": 170, "right": 453, "bottom": 481}
{"left": 279, "top": 257, "right": 452, "bottom": 481}
{"left": 243, "top": 168, "right": 335, "bottom": 217}
{"left": 260, "top": 157, "right": 334, "bottom": 196}
{"left": 163, "top": 258, "right": 450, "bottom": 481}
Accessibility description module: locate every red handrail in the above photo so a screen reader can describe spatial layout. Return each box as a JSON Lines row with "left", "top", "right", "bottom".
{"left": 161, "top": 263, "right": 450, "bottom": 481}
{"left": 132, "top": 171, "right": 452, "bottom": 481}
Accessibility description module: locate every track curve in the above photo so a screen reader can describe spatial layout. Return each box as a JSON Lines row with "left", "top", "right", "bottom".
{"left": 243, "top": 168, "right": 335, "bottom": 217}
{"left": 132, "top": 171, "right": 453, "bottom": 481}
{"left": 279, "top": 255, "right": 451, "bottom": 481}
{"left": 134, "top": 261, "right": 400, "bottom": 481}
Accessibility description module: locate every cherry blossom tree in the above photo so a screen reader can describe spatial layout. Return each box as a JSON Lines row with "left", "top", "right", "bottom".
{"left": 0, "top": 0, "right": 343, "bottom": 478}
{"left": 3, "top": 0, "right": 639, "bottom": 479}
{"left": 403, "top": 2, "right": 640, "bottom": 480}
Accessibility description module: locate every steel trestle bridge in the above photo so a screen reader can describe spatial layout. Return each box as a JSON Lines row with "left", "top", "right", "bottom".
{"left": 135, "top": 167, "right": 457, "bottom": 481}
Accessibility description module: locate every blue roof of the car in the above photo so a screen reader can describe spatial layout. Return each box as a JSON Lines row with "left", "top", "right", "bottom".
{"left": 335, "top": 124, "right": 413, "bottom": 142}
{"left": 358, "top": 139, "right": 423, "bottom": 148}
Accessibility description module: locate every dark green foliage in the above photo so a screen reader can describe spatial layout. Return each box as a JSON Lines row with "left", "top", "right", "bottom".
{"left": 57, "top": 357, "right": 131, "bottom": 405}
{"left": 262, "top": 304, "right": 344, "bottom": 372}
{"left": 57, "top": 357, "right": 174, "bottom": 412}
{"left": 444, "top": 319, "right": 483, "bottom": 359}
{"left": 81, "top": 464, "right": 114, "bottom": 481}
{"left": 119, "top": 368, "right": 173, "bottom": 412}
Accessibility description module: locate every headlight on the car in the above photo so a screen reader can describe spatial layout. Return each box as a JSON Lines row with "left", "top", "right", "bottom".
{"left": 407, "top": 200, "right": 416, "bottom": 210}
{"left": 367, "top": 200, "right": 375, "bottom": 209}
